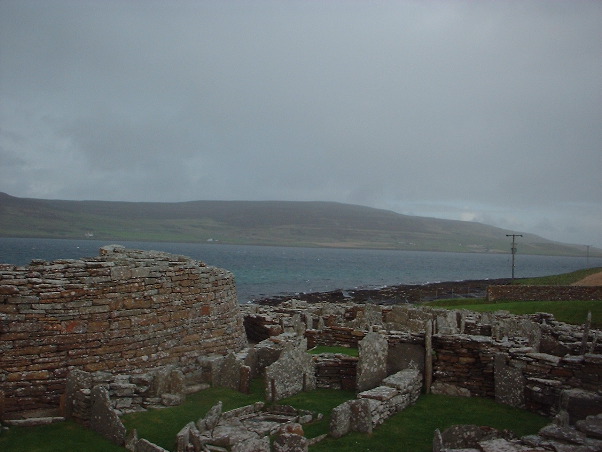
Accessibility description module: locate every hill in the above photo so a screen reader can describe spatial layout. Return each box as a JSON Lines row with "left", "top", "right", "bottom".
{"left": 0, "top": 192, "right": 598, "bottom": 256}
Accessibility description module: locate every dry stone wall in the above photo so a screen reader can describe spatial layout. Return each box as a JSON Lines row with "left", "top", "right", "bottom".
{"left": 0, "top": 246, "right": 247, "bottom": 418}
{"left": 488, "top": 284, "right": 602, "bottom": 302}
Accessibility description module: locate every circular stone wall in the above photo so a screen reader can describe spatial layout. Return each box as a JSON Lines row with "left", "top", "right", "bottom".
{"left": 0, "top": 245, "right": 247, "bottom": 416}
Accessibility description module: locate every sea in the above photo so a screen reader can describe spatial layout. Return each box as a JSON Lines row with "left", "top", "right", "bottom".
{"left": 1, "top": 237, "right": 600, "bottom": 303}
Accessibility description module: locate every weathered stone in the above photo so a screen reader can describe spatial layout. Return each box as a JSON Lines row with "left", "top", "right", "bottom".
{"left": 560, "top": 389, "right": 602, "bottom": 424}
{"left": 386, "top": 342, "right": 425, "bottom": 374}
{"left": 538, "top": 424, "right": 587, "bottom": 444}
{"left": 495, "top": 353, "right": 525, "bottom": 408}
{"left": 478, "top": 438, "right": 532, "bottom": 451}
{"left": 329, "top": 401, "right": 351, "bottom": 438}
{"left": 175, "top": 421, "right": 194, "bottom": 452}
{"left": 265, "top": 341, "right": 316, "bottom": 402}
{"left": 0, "top": 247, "right": 247, "bottom": 418}
{"left": 349, "top": 398, "right": 373, "bottom": 434}
{"left": 89, "top": 385, "right": 126, "bottom": 446}
{"left": 430, "top": 382, "right": 471, "bottom": 397}
{"left": 356, "top": 331, "right": 388, "bottom": 392}
{"left": 136, "top": 438, "right": 171, "bottom": 452}
{"left": 125, "top": 428, "right": 138, "bottom": 452}
{"left": 576, "top": 414, "right": 602, "bottom": 439}
{"left": 161, "top": 393, "right": 185, "bottom": 406}
{"left": 198, "top": 401, "right": 222, "bottom": 433}
{"left": 231, "top": 436, "right": 270, "bottom": 452}
{"left": 440, "top": 425, "right": 512, "bottom": 450}
{"left": 273, "top": 433, "right": 308, "bottom": 452}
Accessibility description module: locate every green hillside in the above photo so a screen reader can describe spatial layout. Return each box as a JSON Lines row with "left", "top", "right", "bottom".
{"left": 0, "top": 192, "right": 598, "bottom": 256}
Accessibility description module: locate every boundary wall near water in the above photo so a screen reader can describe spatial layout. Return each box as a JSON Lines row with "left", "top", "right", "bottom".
{"left": 0, "top": 246, "right": 247, "bottom": 418}
{"left": 487, "top": 285, "right": 602, "bottom": 302}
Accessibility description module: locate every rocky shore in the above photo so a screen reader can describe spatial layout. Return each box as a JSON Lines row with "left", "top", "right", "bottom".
{"left": 252, "top": 278, "right": 512, "bottom": 305}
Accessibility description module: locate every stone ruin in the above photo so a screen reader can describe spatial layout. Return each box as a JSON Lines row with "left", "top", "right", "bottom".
{"left": 242, "top": 298, "right": 602, "bottom": 448}
{"left": 0, "top": 245, "right": 247, "bottom": 418}
{"left": 1, "top": 247, "right": 602, "bottom": 451}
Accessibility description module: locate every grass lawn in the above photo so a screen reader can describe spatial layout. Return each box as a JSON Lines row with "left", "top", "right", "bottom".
{"left": 310, "top": 394, "right": 549, "bottom": 452}
{"left": 426, "top": 298, "right": 601, "bottom": 328}
{"left": 514, "top": 267, "right": 602, "bottom": 286}
{"left": 424, "top": 267, "right": 602, "bottom": 328}
{"left": 0, "top": 420, "right": 126, "bottom": 452}
{"left": 308, "top": 345, "right": 359, "bottom": 357}
{"left": 275, "top": 387, "right": 357, "bottom": 439}
{"left": 121, "top": 379, "right": 265, "bottom": 450}
{"left": 2, "top": 389, "right": 549, "bottom": 452}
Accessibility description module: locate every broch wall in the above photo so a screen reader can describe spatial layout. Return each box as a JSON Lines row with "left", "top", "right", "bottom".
{"left": 0, "top": 245, "right": 247, "bottom": 417}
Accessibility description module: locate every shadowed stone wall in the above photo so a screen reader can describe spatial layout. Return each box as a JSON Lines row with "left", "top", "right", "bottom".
{"left": 487, "top": 285, "right": 602, "bottom": 302}
{"left": 0, "top": 246, "right": 247, "bottom": 418}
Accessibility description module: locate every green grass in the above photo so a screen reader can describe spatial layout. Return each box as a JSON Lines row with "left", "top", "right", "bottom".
{"left": 121, "top": 379, "right": 265, "bottom": 450}
{"left": 426, "top": 298, "right": 601, "bottom": 328}
{"left": 308, "top": 346, "right": 359, "bottom": 357}
{"left": 275, "top": 388, "right": 357, "bottom": 438}
{"left": 310, "top": 394, "right": 549, "bottom": 452}
{"left": 515, "top": 267, "right": 602, "bottom": 286}
{"left": 0, "top": 420, "right": 126, "bottom": 452}
{"left": 0, "top": 387, "right": 549, "bottom": 452}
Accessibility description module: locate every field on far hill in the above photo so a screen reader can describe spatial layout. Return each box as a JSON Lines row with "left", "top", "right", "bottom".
{"left": 2, "top": 192, "right": 600, "bottom": 256}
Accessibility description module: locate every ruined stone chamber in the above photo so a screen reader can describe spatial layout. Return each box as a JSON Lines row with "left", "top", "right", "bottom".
{"left": 0, "top": 246, "right": 248, "bottom": 418}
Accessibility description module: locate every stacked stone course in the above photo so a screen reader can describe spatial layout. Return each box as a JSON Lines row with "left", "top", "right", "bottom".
{"left": 0, "top": 246, "right": 247, "bottom": 418}
{"left": 488, "top": 284, "right": 602, "bottom": 301}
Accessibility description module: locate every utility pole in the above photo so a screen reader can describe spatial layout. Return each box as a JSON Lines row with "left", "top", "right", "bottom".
{"left": 586, "top": 245, "right": 590, "bottom": 268}
{"left": 506, "top": 234, "right": 522, "bottom": 281}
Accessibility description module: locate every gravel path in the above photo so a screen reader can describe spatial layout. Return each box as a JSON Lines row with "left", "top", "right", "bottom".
{"left": 572, "top": 271, "right": 602, "bottom": 286}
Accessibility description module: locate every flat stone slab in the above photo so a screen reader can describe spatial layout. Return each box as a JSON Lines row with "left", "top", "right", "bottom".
{"left": 525, "top": 352, "right": 561, "bottom": 365}
{"left": 478, "top": 438, "right": 533, "bottom": 451}
{"left": 3, "top": 417, "right": 66, "bottom": 427}
{"left": 576, "top": 414, "right": 602, "bottom": 439}
{"left": 358, "top": 386, "right": 398, "bottom": 402}
{"left": 539, "top": 424, "right": 586, "bottom": 445}
{"left": 382, "top": 369, "right": 420, "bottom": 390}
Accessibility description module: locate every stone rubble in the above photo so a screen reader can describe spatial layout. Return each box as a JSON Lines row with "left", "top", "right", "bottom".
{"left": 2, "top": 247, "right": 602, "bottom": 450}
{"left": 436, "top": 414, "right": 602, "bottom": 451}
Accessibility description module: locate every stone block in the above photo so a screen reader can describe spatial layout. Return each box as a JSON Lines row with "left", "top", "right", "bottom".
{"left": 273, "top": 433, "right": 308, "bottom": 452}
{"left": 89, "top": 385, "right": 126, "bottom": 446}
{"left": 494, "top": 353, "right": 525, "bottom": 408}
{"left": 357, "top": 331, "right": 388, "bottom": 392}
{"left": 136, "top": 438, "right": 171, "bottom": 452}
{"left": 265, "top": 344, "right": 315, "bottom": 402}
{"left": 358, "top": 386, "right": 399, "bottom": 402}
{"left": 231, "top": 436, "right": 270, "bottom": 452}
{"left": 561, "top": 389, "right": 602, "bottom": 424}
{"left": 349, "top": 398, "right": 373, "bottom": 434}
{"left": 329, "top": 401, "right": 351, "bottom": 438}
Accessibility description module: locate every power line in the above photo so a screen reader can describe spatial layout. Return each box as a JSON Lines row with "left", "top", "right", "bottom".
{"left": 506, "top": 234, "right": 522, "bottom": 281}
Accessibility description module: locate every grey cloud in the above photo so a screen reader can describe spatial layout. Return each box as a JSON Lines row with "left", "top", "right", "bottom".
{"left": 1, "top": 0, "right": 601, "bottom": 246}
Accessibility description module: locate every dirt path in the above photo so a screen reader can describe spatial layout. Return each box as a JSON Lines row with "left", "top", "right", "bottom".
{"left": 572, "top": 271, "right": 602, "bottom": 286}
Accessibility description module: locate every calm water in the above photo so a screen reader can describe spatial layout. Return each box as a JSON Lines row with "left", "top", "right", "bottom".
{"left": 1, "top": 237, "right": 599, "bottom": 303}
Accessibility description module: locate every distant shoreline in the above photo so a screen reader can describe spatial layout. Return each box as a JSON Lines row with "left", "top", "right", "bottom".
{"left": 252, "top": 277, "right": 512, "bottom": 305}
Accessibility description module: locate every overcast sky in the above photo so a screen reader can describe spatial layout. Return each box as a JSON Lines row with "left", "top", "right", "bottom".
{"left": 1, "top": 1, "right": 601, "bottom": 248}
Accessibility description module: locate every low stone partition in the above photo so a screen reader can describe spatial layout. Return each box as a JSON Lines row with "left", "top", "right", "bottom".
{"left": 264, "top": 339, "right": 316, "bottom": 402}
{"left": 65, "top": 367, "right": 187, "bottom": 425}
{"left": 432, "top": 335, "right": 507, "bottom": 399}
{"left": 252, "top": 301, "right": 602, "bottom": 424}
{"left": 500, "top": 350, "right": 602, "bottom": 418}
{"left": 173, "top": 402, "right": 319, "bottom": 452}
{"left": 314, "top": 354, "right": 358, "bottom": 391}
{"left": 305, "top": 325, "right": 365, "bottom": 349}
{"left": 488, "top": 284, "right": 602, "bottom": 302}
{"left": 0, "top": 246, "right": 247, "bottom": 418}
{"left": 329, "top": 369, "right": 422, "bottom": 438}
